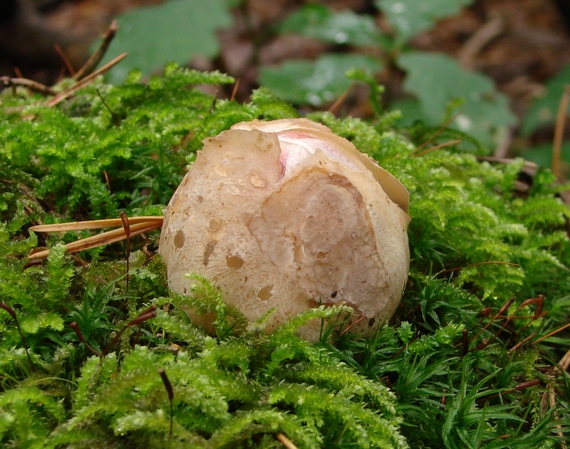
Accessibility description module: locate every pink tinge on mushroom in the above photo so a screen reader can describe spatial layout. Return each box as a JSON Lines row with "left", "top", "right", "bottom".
{"left": 159, "top": 118, "right": 411, "bottom": 340}
{"left": 276, "top": 131, "right": 364, "bottom": 180}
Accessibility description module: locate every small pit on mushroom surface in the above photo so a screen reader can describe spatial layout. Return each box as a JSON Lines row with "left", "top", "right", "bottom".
{"left": 174, "top": 230, "right": 185, "bottom": 249}
{"left": 207, "top": 219, "right": 221, "bottom": 233}
{"left": 203, "top": 241, "right": 217, "bottom": 266}
{"left": 257, "top": 285, "right": 273, "bottom": 301}
{"left": 226, "top": 255, "right": 245, "bottom": 270}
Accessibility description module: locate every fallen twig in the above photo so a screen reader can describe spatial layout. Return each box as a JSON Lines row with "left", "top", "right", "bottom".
{"left": 413, "top": 112, "right": 461, "bottom": 156}
{"left": 552, "top": 84, "right": 570, "bottom": 178}
{"left": 0, "top": 76, "right": 56, "bottom": 96}
{"left": 54, "top": 44, "right": 76, "bottom": 77}
{"left": 275, "top": 433, "right": 298, "bottom": 449}
{"left": 328, "top": 81, "right": 355, "bottom": 115}
{"left": 47, "top": 52, "right": 128, "bottom": 107}
{"left": 29, "top": 216, "right": 163, "bottom": 233}
{"left": 28, "top": 216, "right": 163, "bottom": 260}
{"left": 74, "top": 20, "right": 120, "bottom": 81}
{"left": 413, "top": 139, "right": 462, "bottom": 157}
{"left": 533, "top": 321, "right": 570, "bottom": 345}
{"left": 458, "top": 12, "right": 504, "bottom": 70}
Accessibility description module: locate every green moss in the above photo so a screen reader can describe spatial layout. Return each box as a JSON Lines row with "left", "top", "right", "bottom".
{"left": 0, "top": 65, "right": 568, "bottom": 447}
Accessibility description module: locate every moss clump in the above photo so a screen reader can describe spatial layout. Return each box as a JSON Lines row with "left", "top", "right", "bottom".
{"left": 0, "top": 65, "right": 569, "bottom": 448}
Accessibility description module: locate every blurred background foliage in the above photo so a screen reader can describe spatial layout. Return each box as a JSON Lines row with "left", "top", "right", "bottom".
{"left": 1, "top": 0, "right": 569, "bottom": 167}
{"left": 2, "top": 0, "right": 570, "bottom": 171}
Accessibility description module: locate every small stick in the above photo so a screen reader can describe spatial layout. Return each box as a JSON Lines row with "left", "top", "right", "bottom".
{"left": 101, "top": 308, "right": 157, "bottom": 355}
{"left": 158, "top": 368, "right": 174, "bottom": 436}
{"left": 12, "top": 68, "right": 33, "bottom": 96}
{"left": 558, "top": 348, "right": 570, "bottom": 372}
{"left": 28, "top": 220, "right": 162, "bottom": 260}
{"left": 477, "top": 156, "right": 538, "bottom": 170}
{"left": 47, "top": 53, "right": 128, "bottom": 107}
{"left": 549, "top": 381, "right": 568, "bottom": 449}
{"left": 458, "top": 13, "right": 504, "bottom": 70}
{"left": 413, "top": 112, "right": 461, "bottom": 155}
{"left": 534, "top": 321, "right": 570, "bottom": 345}
{"left": 29, "top": 216, "right": 163, "bottom": 233}
{"left": 476, "top": 379, "right": 540, "bottom": 403}
{"left": 413, "top": 139, "right": 462, "bottom": 157}
{"left": 441, "top": 260, "right": 519, "bottom": 274}
{"left": 70, "top": 321, "right": 101, "bottom": 356}
{"left": 74, "top": 20, "right": 120, "bottom": 81}
{"left": 0, "top": 76, "right": 56, "bottom": 96}
{"left": 513, "top": 295, "right": 544, "bottom": 335}
{"left": 552, "top": 84, "right": 570, "bottom": 178}
{"left": 120, "top": 212, "right": 131, "bottom": 291}
{"left": 471, "top": 297, "right": 515, "bottom": 342}
{"left": 103, "top": 170, "right": 112, "bottom": 192}
{"left": 507, "top": 331, "right": 536, "bottom": 353}
{"left": 13, "top": 67, "right": 25, "bottom": 79}
{"left": 328, "top": 81, "right": 355, "bottom": 115}
{"left": 338, "top": 314, "right": 366, "bottom": 337}
{"left": 230, "top": 78, "right": 240, "bottom": 102}
{"left": 0, "top": 302, "right": 35, "bottom": 369}
{"left": 275, "top": 433, "right": 298, "bottom": 449}
{"left": 97, "top": 89, "right": 121, "bottom": 126}
{"left": 54, "top": 44, "right": 76, "bottom": 76}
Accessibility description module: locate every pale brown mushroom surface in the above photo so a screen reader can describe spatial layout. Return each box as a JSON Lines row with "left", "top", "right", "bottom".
{"left": 160, "top": 118, "right": 410, "bottom": 340}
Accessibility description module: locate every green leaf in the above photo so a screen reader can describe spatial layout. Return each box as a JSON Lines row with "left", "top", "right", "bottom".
{"left": 521, "top": 63, "right": 570, "bottom": 135}
{"left": 397, "top": 51, "right": 516, "bottom": 148}
{"left": 375, "top": 0, "right": 473, "bottom": 42}
{"left": 280, "top": 4, "right": 384, "bottom": 46}
{"left": 99, "top": 0, "right": 232, "bottom": 83}
{"left": 259, "top": 53, "right": 382, "bottom": 106}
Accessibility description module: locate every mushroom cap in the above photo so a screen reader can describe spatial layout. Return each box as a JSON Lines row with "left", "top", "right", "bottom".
{"left": 159, "top": 118, "right": 410, "bottom": 340}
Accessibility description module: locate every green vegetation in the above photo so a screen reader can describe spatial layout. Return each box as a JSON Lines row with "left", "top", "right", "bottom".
{"left": 102, "top": 0, "right": 568, "bottom": 164}
{"left": 102, "top": 0, "right": 515, "bottom": 148}
{"left": 0, "top": 62, "right": 569, "bottom": 448}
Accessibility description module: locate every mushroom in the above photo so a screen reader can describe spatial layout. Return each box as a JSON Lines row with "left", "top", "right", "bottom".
{"left": 159, "top": 118, "right": 410, "bottom": 340}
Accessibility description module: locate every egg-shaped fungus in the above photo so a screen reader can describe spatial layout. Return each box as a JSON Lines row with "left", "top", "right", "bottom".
{"left": 159, "top": 118, "right": 410, "bottom": 340}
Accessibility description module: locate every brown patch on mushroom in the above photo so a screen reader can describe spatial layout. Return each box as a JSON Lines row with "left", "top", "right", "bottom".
{"left": 257, "top": 285, "right": 273, "bottom": 301}
{"left": 173, "top": 229, "right": 185, "bottom": 249}
{"left": 203, "top": 241, "right": 217, "bottom": 266}
{"left": 226, "top": 255, "right": 245, "bottom": 270}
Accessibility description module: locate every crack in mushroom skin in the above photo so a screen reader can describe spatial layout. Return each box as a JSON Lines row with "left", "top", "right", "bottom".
{"left": 159, "top": 119, "right": 410, "bottom": 340}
